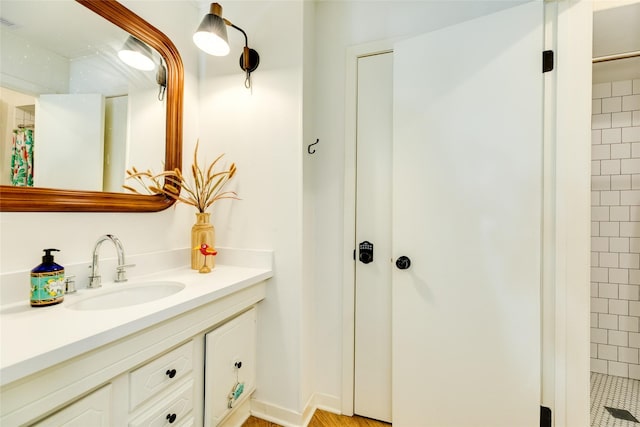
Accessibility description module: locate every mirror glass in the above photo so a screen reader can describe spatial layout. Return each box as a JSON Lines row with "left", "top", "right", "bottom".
{"left": 0, "top": 0, "right": 166, "bottom": 193}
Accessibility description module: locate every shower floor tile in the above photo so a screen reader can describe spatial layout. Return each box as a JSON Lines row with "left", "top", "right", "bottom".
{"left": 591, "top": 372, "right": 640, "bottom": 426}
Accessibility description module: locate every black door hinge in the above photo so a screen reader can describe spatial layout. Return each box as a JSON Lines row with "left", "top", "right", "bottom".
{"left": 542, "top": 50, "right": 554, "bottom": 73}
{"left": 540, "top": 406, "right": 552, "bottom": 427}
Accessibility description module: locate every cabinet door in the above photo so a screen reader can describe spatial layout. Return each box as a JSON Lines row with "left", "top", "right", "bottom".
{"left": 33, "top": 385, "right": 112, "bottom": 427}
{"left": 204, "top": 308, "right": 257, "bottom": 427}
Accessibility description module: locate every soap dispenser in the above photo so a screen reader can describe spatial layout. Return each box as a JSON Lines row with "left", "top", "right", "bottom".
{"left": 30, "top": 249, "right": 65, "bottom": 307}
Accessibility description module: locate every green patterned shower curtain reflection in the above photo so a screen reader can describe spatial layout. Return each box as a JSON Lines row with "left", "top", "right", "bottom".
{"left": 11, "top": 128, "right": 34, "bottom": 187}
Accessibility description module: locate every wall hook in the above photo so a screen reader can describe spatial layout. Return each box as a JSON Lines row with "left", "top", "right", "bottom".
{"left": 308, "top": 138, "right": 319, "bottom": 154}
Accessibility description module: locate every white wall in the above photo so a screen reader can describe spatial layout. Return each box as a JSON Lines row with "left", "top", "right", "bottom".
{"left": 195, "top": 0, "right": 310, "bottom": 416}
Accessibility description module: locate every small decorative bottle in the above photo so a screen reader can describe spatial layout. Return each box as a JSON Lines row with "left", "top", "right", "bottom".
{"left": 191, "top": 212, "right": 215, "bottom": 271}
{"left": 30, "top": 249, "right": 65, "bottom": 307}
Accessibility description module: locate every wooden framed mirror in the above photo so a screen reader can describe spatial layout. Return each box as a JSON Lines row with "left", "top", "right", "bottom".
{"left": 0, "top": 0, "right": 183, "bottom": 212}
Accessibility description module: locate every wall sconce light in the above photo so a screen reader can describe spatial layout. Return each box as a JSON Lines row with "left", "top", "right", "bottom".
{"left": 193, "top": 3, "right": 260, "bottom": 89}
{"left": 118, "top": 36, "right": 155, "bottom": 71}
{"left": 118, "top": 36, "right": 167, "bottom": 101}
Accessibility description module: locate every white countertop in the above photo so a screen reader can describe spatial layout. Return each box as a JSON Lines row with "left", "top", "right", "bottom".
{"left": 0, "top": 260, "right": 272, "bottom": 387}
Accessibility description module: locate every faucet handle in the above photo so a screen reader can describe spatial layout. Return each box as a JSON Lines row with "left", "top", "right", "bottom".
{"left": 65, "top": 275, "right": 77, "bottom": 294}
{"left": 115, "top": 264, "right": 136, "bottom": 283}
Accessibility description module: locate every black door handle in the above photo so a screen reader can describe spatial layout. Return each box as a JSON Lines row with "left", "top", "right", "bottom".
{"left": 396, "top": 256, "right": 411, "bottom": 270}
{"left": 359, "top": 241, "right": 374, "bottom": 264}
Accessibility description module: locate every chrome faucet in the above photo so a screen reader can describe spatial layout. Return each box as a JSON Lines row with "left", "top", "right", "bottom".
{"left": 88, "top": 234, "right": 135, "bottom": 288}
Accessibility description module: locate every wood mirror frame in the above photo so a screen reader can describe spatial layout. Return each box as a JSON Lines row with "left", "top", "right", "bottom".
{"left": 0, "top": 0, "right": 183, "bottom": 212}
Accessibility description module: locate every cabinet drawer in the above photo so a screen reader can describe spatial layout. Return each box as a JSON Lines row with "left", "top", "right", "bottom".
{"left": 33, "top": 384, "right": 112, "bottom": 427}
{"left": 130, "top": 340, "right": 194, "bottom": 410}
{"left": 129, "top": 379, "right": 194, "bottom": 427}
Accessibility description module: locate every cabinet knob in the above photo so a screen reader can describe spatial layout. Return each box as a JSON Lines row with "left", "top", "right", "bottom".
{"left": 234, "top": 361, "right": 242, "bottom": 369}
{"left": 165, "top": 369, "right": 177, "bottom": 378}
{"left": 166, "top": 413, "right": 177, "bottom": 423}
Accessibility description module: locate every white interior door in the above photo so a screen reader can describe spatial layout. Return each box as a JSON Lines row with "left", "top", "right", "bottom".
{"left": 392, "top": 3, "right": 544, "bottom": 426}
{"left": 35, "top": 93, "right": 105, "bottom": 191}
{"left": 354, "top": 51, "right": 393, "bottom": 424}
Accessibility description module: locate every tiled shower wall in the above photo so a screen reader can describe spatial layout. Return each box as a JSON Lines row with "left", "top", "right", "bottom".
{"left": 591, "top": 78, "right": 640, "bottom": 380}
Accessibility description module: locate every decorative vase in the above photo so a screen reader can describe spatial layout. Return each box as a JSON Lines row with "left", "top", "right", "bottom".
{"left": 191, "top": 212, "right": 215, "bottom": 271}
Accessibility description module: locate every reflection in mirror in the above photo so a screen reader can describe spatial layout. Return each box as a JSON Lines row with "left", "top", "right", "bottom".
{"left": 0, "top": 0, "right": 166, "bottom": 193}
{"left": 0, "top": 0, "right": 183, "bottom": 212}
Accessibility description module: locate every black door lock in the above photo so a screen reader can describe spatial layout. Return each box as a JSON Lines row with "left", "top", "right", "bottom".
{"left": 359, "top": 241, "right": 374, "bottom": 264}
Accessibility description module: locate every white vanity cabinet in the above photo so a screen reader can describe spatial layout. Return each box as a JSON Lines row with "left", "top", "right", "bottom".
{"left": 1, "top": 279, "right": 267, "bottom": 427}
{"left": 204, "top": 307, "right": 257, "bottom": 427}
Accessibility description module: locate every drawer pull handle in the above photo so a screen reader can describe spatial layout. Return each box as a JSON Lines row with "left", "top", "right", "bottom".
{"left": 165, "top": 369, "right": 177, "bottom": 378}
{"left": 166, "top": 413, "right": 177, "bottom": 423}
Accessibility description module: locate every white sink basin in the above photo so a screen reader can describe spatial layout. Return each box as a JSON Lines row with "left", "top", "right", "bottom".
{"left": 67, "top": 281, "right": 185, "bottom": 311}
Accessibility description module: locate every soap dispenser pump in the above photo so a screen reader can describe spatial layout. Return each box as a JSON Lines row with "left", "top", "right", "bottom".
{"left": 30, "top": 249, "right": 65, "bottom": 307}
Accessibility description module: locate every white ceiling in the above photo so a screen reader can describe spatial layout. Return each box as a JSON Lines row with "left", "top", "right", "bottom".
{"left": 593, "top": 1, "right": 640, "bottom": 58}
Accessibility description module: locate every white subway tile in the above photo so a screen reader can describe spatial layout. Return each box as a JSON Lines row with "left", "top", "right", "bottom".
{"left": 634, "top": 111, "right": 640, "bottom": 126}
{"left": 591, "top": 342, "right": 598, "bottom": 358}
{"left": 592, "top": 297, "right": 609, "bottom": 313}
{"left": 620, "top": 315, "right": 640, "bottom": 332}
{"left": 631, "top": 206, "right": 640, "bottom": 220}
{"left": 602, "top": 128, "right": 622, "bottom": 144}
{"left": 630, "top": 364, "right": 640, "bottom": 380}
{"left": 609, "top": 299, "right": 629, "bottom": 315}
{"left": 592, "top": 221, "right": 600, "bottom": 237}
{"left": 611, "top": 206, "right": 630, "bottom": 221}
{"left": 622, "top": 127, "right": 640, "bottom": 143}
{"left": 620, "top": 190, "right": 640, "bottom": 205}
{"left": 592, "top": 191, "right": 601, "bottom": 206}
{"left": 601, "top": 191, "right": 620, "bottom": 205}
{"left": 611, "top": 144, "right": 631, "bottom": 160}
{"left": 610, "top": 268, "right": 629, "bottom": 284}
{"left": 601, "top": 160, "right": 621, "bottom": 175}
{"left": 621, "top": 253, "right": 640, "bottom": 269}
{"left": 600, "top": 313, "right": 619, "bottom": 329}
{"left": 619, "top": 284, "right": 640, "bottom": 300}
{"left": 600, "top": 283, "right": 619, "bottom": 299}
{"left": 592, "top": 206, "right": 610, "bottom": 221}
{"left": 634, "top": 80, "right": 640, "bottom": 95}
{"left": 592, "top": 312, "right": 599, "bottom": 327}
{"left": 593, "top": 282, "right": 600, "bottom": 295}
{"left": 630, "top": 301, "right": 640, "bottom": 316}
{"left": 592, "top": 160, "right": 602, "bottom": 176}
{"left": 592, "top": 99, "right": 602, "bottom": 115}
{"left": 613, "top": 80, "right": 633, "bottom": 97}
{"left": 593, "top": 114, "right": 612, "bottom": 130}
{"left": 592, "top": 175, "right": 611, "bottom": 190}
{"left": 612, "top": 174, "right": 631, "bottom": 190}
{"left": 633, "top": 174, "right": 640, "bottom": 188}
{"left": 594, "top": 82, "right": 612, "bottom": 99}
{"left": 630, "top": 238, "right": 640, "bottom": 252}
{"left": 612, "top": 111, "right": 632, "bottom": 128}
{"left": 600, "top": 222, "right": 620, "bottom": 237}
{"left": 631, "top": 332, "right": 640, "bottom": 348}
{"left": 621, "top": 159, "right": 640, "bottom": 174}
{"left": 593, "top": 129, "right": 602, "bottom": 145}
{"left": 629, "top": 270, "right": 640, "bottom": 285}
{"left": 623, "top": 95, "right": 640, "bottom": 111}
{"left": 592, "top": 251, "right": 600, "bottom": 266}
{"left": 620, "top": 347, "right": 639, "bottom": 364}
{"left": 609, "top": 330, "right": 629, "bottom": 346}
{"left": 610, "top": 237, "right": 629, "bottom": 252}
{"left": 603, "top": 97, "right": 622, "bottom": 113}
{"left": 592, "top": 266, "right": 609, "bottom": 282}
{"left": 592, "top": 144, "right": 611, "bottom": 160}
{"left": 609, "top": 361, "right": 629, "bottom": 377}
{"left": 620, "top": 221, "right": 640, "bottom": 237}
{"left": 593, "top": 327, "right": 608, "bottom": 343}
{"left": 592, "top": 236, "right": 609, "bottom": 252}
{"left": 600, "top": 252, "right": 618, "bottom": 267}
{"left": 591, "top": 358, "right": 608, "bottom": 374}
{"left": 599, "top": 344, "right": 618, "bottom": 360}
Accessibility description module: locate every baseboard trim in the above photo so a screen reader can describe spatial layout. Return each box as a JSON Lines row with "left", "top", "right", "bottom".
{"left": 250, "top": 392, "right": 341, "bottom": 427}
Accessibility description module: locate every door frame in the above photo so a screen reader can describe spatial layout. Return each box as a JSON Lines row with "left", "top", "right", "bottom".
{"left": 340, "top": 1, "right": 591, "bottom": 424}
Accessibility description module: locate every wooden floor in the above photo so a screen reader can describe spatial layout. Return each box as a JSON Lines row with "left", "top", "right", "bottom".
{"left": 243, "top": 409, "right": 390, "bottom": 427}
